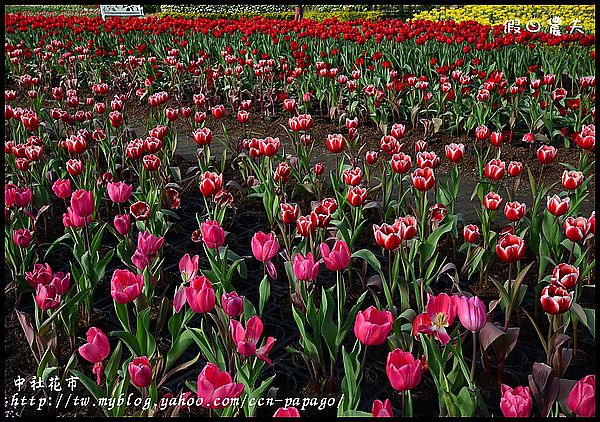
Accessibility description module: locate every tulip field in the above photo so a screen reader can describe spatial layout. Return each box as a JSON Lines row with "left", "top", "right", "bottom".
{"left": 3, "top": 7, "right": 596, "bottom": 418}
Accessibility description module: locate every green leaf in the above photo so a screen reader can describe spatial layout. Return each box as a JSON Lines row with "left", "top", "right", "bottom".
{"left": 110, "top": 330, "right": 141, "bottom": 357}
{"left": 258, "top": 275, "right": 270, "bottom": 317}
{"left": 570, "top": 303, "right": 595, "bottom": 339}
{"left": 351, "top": 249, "right": 381, "bottom": 271}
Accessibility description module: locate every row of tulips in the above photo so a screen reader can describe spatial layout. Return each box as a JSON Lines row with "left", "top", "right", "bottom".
{"left": 4, "top": 12, "right": 595, "bottom": 418}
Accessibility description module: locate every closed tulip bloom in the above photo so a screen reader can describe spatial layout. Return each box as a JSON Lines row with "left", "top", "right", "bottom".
{"left": 274, "top": 407, "right": 301, "bottom": 417}
{"left": 296, "top": 215, "right": 316, "bottom": 237}
{"left": 504, "top": 201, "right": 526, "bottom": 221}
{"left": 456, "top": 295, "right": 487, "bottom": 332}
{"left": 522, "top": 132, "right": 535, "bottom": 144}
{"left": 113, "top": 214, "right": 131, "bottom": 236}
{"left": 589, "top": 211, "right": 595, "bottom": 235}
{"left": 192, "top": 128, "right": 212, "bottom": 146}
{"left": 386, "top": 349, "right": 422, "bottom": 391}
{"left": 280, "top": 202, "right": 300, "bottom": 224}
{"left": 463, "top": 224, "right": 480, "bottom": 244}
{"left": 445, "top": 143, "right": 464, "bottom": 163}
{"left": 251, "top": 231, "right": 279, "bottom": 263}
{"left": 390, "top": 123, "right": 406, "bottom": 140}
{"left": 484, "top": 159, "right": 505, "bottom": 181}
{"left": 474, "top": 125, "right": 490, "bottom": 140}
{"left": 282, "top": 98, "right": 296, "bottom": 112}
{"left": 507, "top": 161, "right": 523, "bottom": 177}
{"left": 179, "top": 253, "right": 199, "bottom": 282}
{"left": 391, "top": 153, "right": 412, "bottom": 174}
{"left": 372, "top": 399, "right": 394, "bottom": 417}
{"left": 196, "top": 362, "right": 244, "bottom": 409}
{"left": 354, "top": 306, "right": 394, "bottom": 346}
{"left": 373, "top": 223, "right": 401, "bottom": 250}
{"left": 186, "top": 276, "right": 216, "bottom": 313}
{"left": 50, "top": 271, "right": 71, "bottom": 295}
{"left": 70, "top": 189, "right": 94, "bottom": 218}
{"left": 211, "top": 104, "right": 226, "bottom": 119}
{"left": 320, "top": 239, "right": 350, "bottom": 271}
{"left": 35, "top": 284, "right": 61, "bottom": 311}
{"left": 292, "top": 252, "right": 319, "bottom": 282}
{"left": 221, "top": 291, "right": 244, "bottom": 317}
{"left": 551, "top": 263, "right": 579, "bottom": 290}
{"left": 199, "top": 171, "right": 223, "bottom": 197}
{"left": 63, "top": 206, "right": 90, "bottom": 228}
{"left": 12, "top": 229, "right": 32, "bottom": 248}
{"left": 343, "top": 167, "right": 362, "bottom": 186}
{"left": 230, "top": 315, "right": 276, "bottom": 364}
{"left": 562, "top": 170, "right": 583, "bottom": 190}
{"left": 237, "top": 110, "right": 249, "bottom": 124}
{"left": 537, "top": 145, "right": 557, "bottom": 164}
{"left": 111, "top": 269, "right": 143, "bottom": 304}
{"left": 326, "top": 133, "right": 346, "bottom": 153}
{"left": 496, "top": 234, "right": 526, "bottom": 263}
{"left": 13, "top": 187, "right": 33, "bottom": 208}
{"left": 395, "top": 216, "right": 418, "bottom": 240}
{"left": 107, "top": 181, "right": 133, "bottom": 204}
{"left": 128, "top": 356, "right": 152, "bottom": 388}
{"left": 52, "top": 179, "right": 72, "bottom": 199}
{"left": 417, "top": 151, "right": 440, "bottom": 169}
{"left": 567, "top": 375, "right": 595, "bottom": 417}
{"left": 564, "top": 216, "right": 590, "bottom": 242}
{"left": 490, "top": 131, "right": 503, "bottom": 147}
{"left": 201, "top": 220, "right": 225, "bottom": 249}
{"left": 136, "top": 231, "right": 164, "bottom": 258}
{"left": 410, "top": 167, "right": 435, "bottom": 191}
{"left": 260, "top": 137, "right": 280, "bottom": 157}
{"left": 546, "top": 195, "right": 570, "bottom": 217}
{"left": 540, "top": 284, "right": 573, "bottom": 315}
{"left": 483, "top": 191, "right": 503, "bottom": 211}
{"left": 500, "top": 384, "right": 532, "bottom": 417}
{"left": 78, "top": 327, "right": 110, "bottom": 384}
{"left": 366, "top": 150, "right": 379, "bottom": 165}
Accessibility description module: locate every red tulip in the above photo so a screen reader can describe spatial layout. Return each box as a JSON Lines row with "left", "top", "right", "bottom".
{"left": 537, "top": 145, "right": 557, "bottom": 164}
{"left": 391, "top": 153, "right": 412, "bottom": 174}
{"left": 13, "top": 187, "right": 32, "bottom": 208}
{"left": 390, "top": 123, "right": 405, "bottom": 140}
{"left": 25, "top": 263, "right": 53, "bottom": 288}
{"left": 496, "top": 234, "right": 526, "bottom": 263}
{"left": 373, "top": 223, "right": 401, "bottom": 250}
{"left": 283, "top": 98, "right": 296, "bottom": 112}
{"left": 551, "top": 263, "right": 579, "bottom": 290}
{"left": 128, "top": 356, "right": 153, "bottom": 388}
{"left": 504, "top": 201, "right": 526, "bottom": 221}
{"left": 201, "top": 220, "right": 225, "bottom": 249}
{"left": 429, "top": 203, "right": 447, "bottom": 223}
{"left": 292, "top": 252, "right": 319, "bottom": 282}
{"left": 474, "top": 125, "right": 490, "bottom": 140}
{"left": 237, "top": 110, "right": 249, "bottom": 124}
{"left": 395, "top": 216, "right": 418, "bottom": 240}
{"left": 410, "top": 167, "right": 435, "bottom": 191}
{"left": 111, "top": 269, "right": 143, "bottom": 304}
{"left": 108, "top": 110, "right": 123, "bottom": 127}
{"left": 142, "top": 154, "right": 160, "bottom": 171}
{"left": 366, "top": 150, "right": 379, "bottom": 165}
{"left": 417, "top": 293, "right": 457, "bottom": 345}
{"left": 70, "top": 189, "right": 94, "bottom": 218}
{"left": 63, "top": 206, "right": 90, "bottom": 228}
{"left": 445, "top": 143, "right": 464, "bottom": 163}
{"left": 540, "top": 284, "right": 573, "bottom": 314}
{"left": 186, "top": 275, "right": 216, "bottom": 313}
{"left": 507, "top": 161, "right": 523, "bottom": 177}
{"left": 196, "top": 363, "right": 244, "bottom": 409}
{"left": 500, "top": 384, "right": 532, "bottom": 417}
{"left": 192, "top": 128, "right": 212, "bottom": 146}
{"left": 417, "top": 151, "right": 440, "bottom": 169}
{"left": 230, "top": 315, "right": 275, "bottom": 364}
{"left": 354, "top": 306, "right": 394, "bottom": 346}
{"left": 484, "top": 159, "right": 505, "bottom": 181}
{"left": 326, "top": 133, "right": 346, "bottom": 153}
{"left": 199, "top": 171, "right": 223, "bottom": 197}
{"left": 52, "top": 179, "right": 72, "bottom": 199}
{"left": 372, "top": 399, "right": 393, "bottom": 417}
{"left": 567, "top": 375, "right": 595, "bottom": 417}
{"left": 130, "top": 201, "right": 151, "bottom": 221}
{"left": 386, "top": 349, "right": 422, "bottom": 391}
{"left": 490, "top": 132, "right": 503, "bottom": 147}
{"left": 280, "top": 203, "right": 300, "bottom": 224}
{"left": 589, "top": 211, "right": 595, "bottom": 235}
{"left": 463, "top": 224, "right": 480, "bottom": 244}
{"left": 343, "top": 167, "right": 362, "bottom": 186}
{"left": 562, "top": 170, "right": 584, "bottom": 190}
{"left": 455, "top": 295, "right": 487, "bottom": 332}
{"left": 522, "top": 132, "right": 535, "bottom": 144}
{"left": 296, "top": 215, "right": 316, "bottom": 237}
{"left": 381, "top": 135, "right": 401, "bottom": 155}
{"left": 483, "top": 191, "right": 503, "bottom": 211}
{"left": 211, "top": 104, "right": 225, "bottom": 119}
{"left": 66, "top": 158, "right": 84, "bottom": 176}
{"left": 274, "top": 407, "right": 301, "bottom": 417}
{"left": 564, "top": 216, "right": 590, "bottom": 242}
{"left": 320, "top": 239, "right": 350, "bottom": 271}
{"left": 348, "top": 186, "right": 367, "bottom": 207}
{"left": 221, "top": 291, "right": 244, "bottom": 317}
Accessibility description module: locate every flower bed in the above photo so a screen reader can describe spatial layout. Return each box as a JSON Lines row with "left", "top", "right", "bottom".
{"left": 3, "top": 10, "right": 596, "bottom": 418}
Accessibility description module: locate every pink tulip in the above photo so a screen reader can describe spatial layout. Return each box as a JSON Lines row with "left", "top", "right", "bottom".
{"left": 354, "top": 306, "right": 394, "bottom": 346}
{"left": 500, "top": 384, "right": 532, "bottom": 417}
{"left": 222, "top": 291, "right": 244, "bottom": 317}
{"left": 107, "top": 181, "right": 133, "bottom": 204}
{"left": 128, "top": 356, "right": 153, "bottom": 388}
{"left": 110, "top": 269, "right": 144, "bottom": 304}
{"left": 185, "top": 276, "right": 216, "bottom": 313}
{"left": 25, "top": 263, "right": 53, "bottom": 288}
{"left": 12, "top": 229, "right": 32, "bottom": 248}
{"left": 70, "top": 189, "right": 94, "bottom": 218}
{"left": 201, "top": 220, "right": 225, "bottom": 249}
{"left": 78, "top": 327, "right": 110, "bottom": 384}
{"left": 567, "top": 374, "right": 595, "bottom": 417}
{"left": 52, "top": 179, "right": 72, "bottom": 199}
{"left": 292, "top": 252, "right": 319, "bottom": 282}
{"left": 386, "top": 349, "right": 422, "bottom": 391}
{"left": 320, "top": 239, "right": 350, "bottom": 272}
{"left": 35, "top": 284, "right": 61, "bottom": 310}
{"left": 230, "top": 315, "right": 276, "bottom": 364}
{"left": 455, "top": 295, "right": 487, "bottom": 332}
{"left": 113, "top": 214, "right": 131, "bottom": 236}
{"left": 50, "top": 272, "right": 71, "bottom": 295}
{"left": 136, "top": 231, "right": 164, "bottom": 257}
{"left": 179, "top": 253, "right": 199, "bottom": 282}
{"left": 251, "top": 231, "right": 279, "bottom": 262}
{"left": 173, "top": 285, "right": 187, "bottom": 313}
{"left": 274, "top": 407, "right": 301, "bottom": 417}
{"left": 372, "top": 399, "right": 394, "bottom": 417}
{"left": 63, "top": 206, "right": 91, "bottom": 228}
{"left": 196, "top": 362, "right": 244, "bottom": 409}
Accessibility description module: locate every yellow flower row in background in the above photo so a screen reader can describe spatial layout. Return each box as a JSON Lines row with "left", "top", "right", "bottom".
{"left": 410, "top": 5, "right": 595, "bottom": 34}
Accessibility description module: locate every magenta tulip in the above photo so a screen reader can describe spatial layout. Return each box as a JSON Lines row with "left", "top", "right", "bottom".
{"left": 185, "top": 276, "right": 216, "bottom": 313}
{"left": 196, "top": 362, "right": 244, "bottom": 409}
{"left": 320, "top": 239, "right": 351, "bottom": 272}
{"left": 386, "top": 349, "right": 422, "bottom": 391}
{"left": 128, "top": 356, "right": 153, "bottom": 388}
{"left": 354, "top": 306, "right": 394, "bottom": 346}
